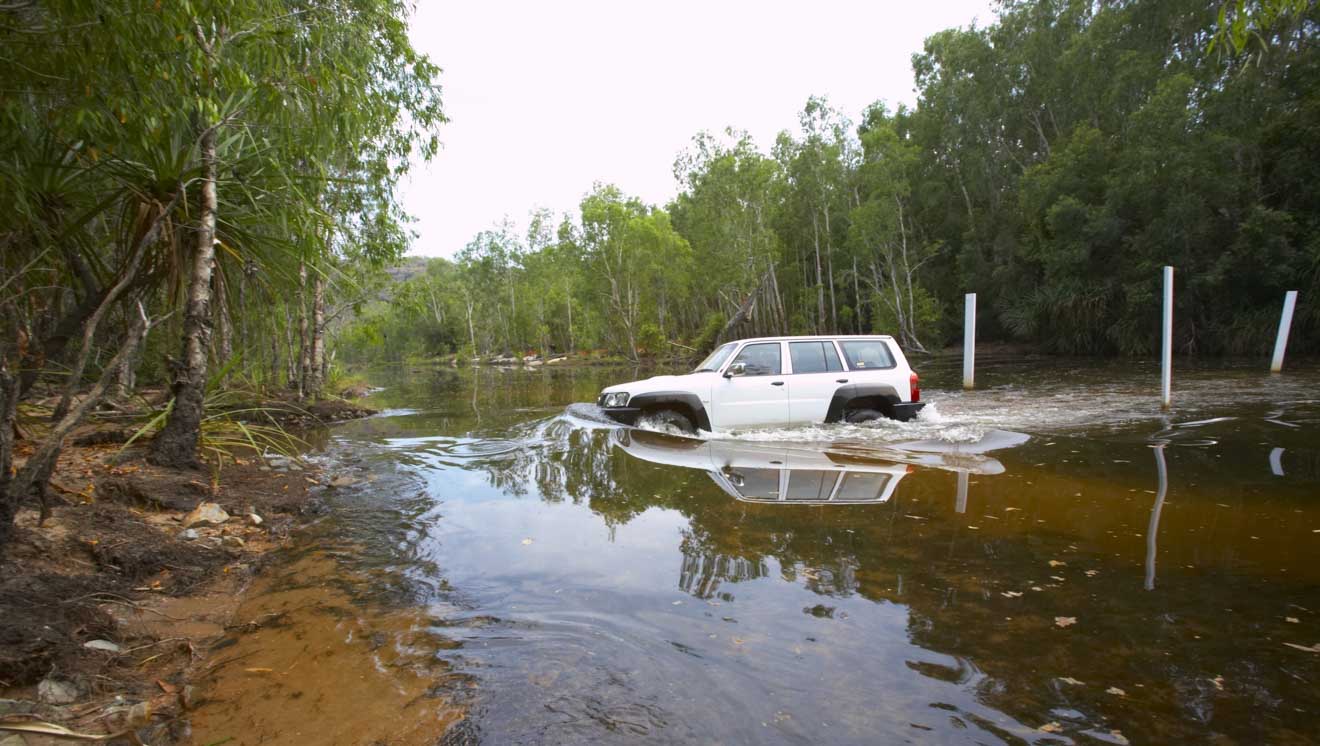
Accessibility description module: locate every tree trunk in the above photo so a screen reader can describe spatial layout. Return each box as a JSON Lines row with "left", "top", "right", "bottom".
{"left": 17, "top": 286, "right": 106, "bottom": 399}
{"left": 113, "top": 312, "right": 141, "bottom": 400}
{"left": 824, "top": 204, "right": 837, "bottom": 332}
{"left": 465, "top": 294, "right": 476, "bottom": 356}
{"left": 270, "top": 318, "right": 281, "bottom": 387}
{"left": 0, "top": 364, "right": 17, "bottom": 553}
{"left": 306, "top": 272, "right": 325, "bottom": 396}
{"left": 811, "top": 214, "right": 824, "bottom": 332}
{"left": 51, "top": 193, "right": 172, "bottom": 420}
{"left": 239, "top": 261, "right": 250, "bottom": 374}
{"left": 6, "top": 303, "right": 154, "bottom": 552}
{"left": 282, "top": 303, "right": 297, "bottom": 387}
{"left": 853, "top": 256, "right": 862, "bottom": 333}
{"left": 213, "top": 260, "right": 232, "bottom": 383}
{"left": 297, "top": 262, "right": 312, "bottom": 397}
{"left": 565, "top": 286, "right": 574, "bottom": 353}
{"left": 150, "top": 127, "right": 218, "bottom": 468}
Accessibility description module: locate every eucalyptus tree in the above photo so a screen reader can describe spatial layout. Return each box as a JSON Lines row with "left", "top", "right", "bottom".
{"left": 579, "top": 186, "right": 691, "bottom": 361}
{"left": 671, "top": 130, "right": 787, "bottom": 337}
{"left": 147, "top": 0, "right": 443, "bottom": 466}
{"left": 847, "top": 104, "right": 939, "bottom": 351}
{"left": 772, "top": 98, "right": 856, "bottom": 333}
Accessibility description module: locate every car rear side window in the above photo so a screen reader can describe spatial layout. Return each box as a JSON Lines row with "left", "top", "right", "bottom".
{"left": 788, "top": 341, "right": 844, "bottom": 374}
{"left": 838, "top": 340, "right": 896, "bottom": 370}
{"left": 730, "top": 343, "right": 782, "bottom": 376}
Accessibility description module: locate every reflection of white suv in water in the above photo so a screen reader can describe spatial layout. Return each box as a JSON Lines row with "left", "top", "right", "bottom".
{"left": 609, "top": 430, "right": 1016, "bottom": 505}
{"left": 612, "top": 429, "right": 912, "bottom": 505}
{"left": 598, "top": 335, "right": 924, "bottom": 434}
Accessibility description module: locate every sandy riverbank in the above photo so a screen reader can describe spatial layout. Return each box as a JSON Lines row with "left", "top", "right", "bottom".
{"left": 0, "top": 399, "right": 376, "bottom": 744}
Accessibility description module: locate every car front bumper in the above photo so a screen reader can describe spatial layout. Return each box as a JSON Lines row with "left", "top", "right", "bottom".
{"left": 890, "top": 402, "right": 926, "bottom": 422}
{"left": 600, "top": 407, "right": 641, "bottom": 425}
{"left": 598, "top": 393, "right": 643, "bottom": 426}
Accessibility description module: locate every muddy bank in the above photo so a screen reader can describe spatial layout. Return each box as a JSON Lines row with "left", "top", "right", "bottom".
{"left": 0, "top": 424, "right": 363, "bottom": 744}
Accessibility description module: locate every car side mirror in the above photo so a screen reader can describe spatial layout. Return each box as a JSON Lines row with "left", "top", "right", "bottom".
{"left": 724, "top": 362, "right": 746, "bottom": 378}
{"left": 721, "top": 466, "right": 745, "bottom": 487}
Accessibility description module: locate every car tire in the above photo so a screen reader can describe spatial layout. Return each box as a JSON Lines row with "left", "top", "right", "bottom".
{"left": 845, "top": 408, "right": 884, "bottom": 424}
{"left": 647, "top": 408, "right": 697, "bottom": 435}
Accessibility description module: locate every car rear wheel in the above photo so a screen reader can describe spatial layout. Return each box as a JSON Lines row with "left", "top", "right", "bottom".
{"left": 845, "top": 408, "right": 884, "bottom": 424}
{"left": 647, "top": 408, "right": 697, "bottom": 435}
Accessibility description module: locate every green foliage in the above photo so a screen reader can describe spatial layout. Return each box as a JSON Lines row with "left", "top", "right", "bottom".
{"left": 636, "top": 323, "right": 665, "bottom": 355}
{"left": 1, "top": 0, "right": 443, "bottom": 400}
{"left": 337, "top": 0, "right": 1319, "bottom": 363}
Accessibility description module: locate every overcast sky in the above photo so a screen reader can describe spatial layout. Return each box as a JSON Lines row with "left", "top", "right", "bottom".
{"left": 400, "top": 0, "right": 996, "bottom": 257}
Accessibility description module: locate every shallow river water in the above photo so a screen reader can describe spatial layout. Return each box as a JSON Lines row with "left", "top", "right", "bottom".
{"left": 188, "top": 356, "right": 1320, "bottom": 745}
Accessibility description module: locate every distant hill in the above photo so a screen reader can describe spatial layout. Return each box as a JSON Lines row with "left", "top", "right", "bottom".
{"left": 386, "top": 255, "right": 431, "bottom": 284}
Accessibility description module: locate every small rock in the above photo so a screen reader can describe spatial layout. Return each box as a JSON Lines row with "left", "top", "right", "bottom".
{"left": 247, "top": 513, "right": 263, "bottom": 527}
{"left": 83, "top": 639, "right": 122, "bottom": 653}
{"left": 178, "top": 528, "right": 200, "bottom": 541}
{"left": 329, "top": 475, "right": 357, "bottom": 489}
{"left": 38, "top": 678, "right": 79, "bottom": 705}
{"left": 340, "top": 383, "right": 372, "bottom": 398}
{"left": 184, "top": 502, "right": 230, "bottom": 527}
{"left": 221, "top": 535, "right": 246, "bottom": 549}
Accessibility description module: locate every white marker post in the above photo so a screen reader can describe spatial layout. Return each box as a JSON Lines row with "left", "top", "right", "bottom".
{"left": 1161, "top": 267, "right": 1173, "bottom": 411}
{"left": 955, "top": 471, "right": 968, "bottom": 514}
{"left": 963, "top": 293, "right": 976, "bottom": 390}
{"left": 1269, "top": 447, "right": 1285, "bottom": 477}
{"left": 1270, "top": 291, "right": 1298, "bottom": 373}
{"left": 1145, "top": 444, "right": 1168, "bottom": 592}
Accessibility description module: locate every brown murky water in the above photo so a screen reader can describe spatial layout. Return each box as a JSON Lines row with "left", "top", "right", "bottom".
{"left": 189, "top": 356, "right": 1320, "bottom": 744}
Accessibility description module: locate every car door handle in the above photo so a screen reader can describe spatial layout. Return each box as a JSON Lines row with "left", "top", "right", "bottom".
{"left": 836, "top": 379, "right": 849, "bottom": 383}
{"left": 771, "top": 381, "right": 784, "bottom": 386}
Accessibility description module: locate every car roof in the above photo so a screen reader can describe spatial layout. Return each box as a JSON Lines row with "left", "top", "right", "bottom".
{"left": 730, "top": 335, "right": 896, "bottom": 344}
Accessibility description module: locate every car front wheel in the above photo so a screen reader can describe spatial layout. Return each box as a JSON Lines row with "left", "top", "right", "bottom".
{"left": 647, "top": 408, "right": 697, "bottom": 435}
{"left": 845, "top": 408, "right": 884, "bottom": 424}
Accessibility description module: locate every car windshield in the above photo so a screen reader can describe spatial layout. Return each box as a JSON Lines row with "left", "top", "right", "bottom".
{"left": 693, "top": 342, "right": 737, "bottom": 372}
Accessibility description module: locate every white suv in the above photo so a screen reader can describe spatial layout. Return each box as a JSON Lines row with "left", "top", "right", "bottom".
{"left": 597, "top": 335, "right": 924, "bottom": 434}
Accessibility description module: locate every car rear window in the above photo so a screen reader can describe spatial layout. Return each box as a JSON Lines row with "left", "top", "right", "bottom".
{"left": 834, "top": 472, "right": 893, "bottom": 501}
{"left": 789, "top": 341, "right": 844, "bottom": 374}
{"left": 838, "top": 340, "right": 896, "bottom": 370}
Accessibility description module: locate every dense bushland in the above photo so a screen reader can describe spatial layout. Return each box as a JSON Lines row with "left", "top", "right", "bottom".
{"left": 340, "top": 0, "right": 1318, "bottom": 363}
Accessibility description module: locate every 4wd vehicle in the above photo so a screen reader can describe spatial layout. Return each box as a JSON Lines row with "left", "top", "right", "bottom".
{"left": 597, "top": 335, "right": 924, "bottom": 434}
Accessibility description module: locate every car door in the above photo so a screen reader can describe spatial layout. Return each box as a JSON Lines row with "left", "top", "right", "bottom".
{"left": 786, "top": 340, "right": 848, "bottom": 423}
{"left": 707, "top": 440, "right": 789, "bottom": 503}
{"left": 712, "top": 342, "right": 789, "bottom": 429}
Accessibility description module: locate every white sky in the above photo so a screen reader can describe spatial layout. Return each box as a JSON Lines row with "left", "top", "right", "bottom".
{"left": 400, "top": 0, "right": 996, "bottom": 257}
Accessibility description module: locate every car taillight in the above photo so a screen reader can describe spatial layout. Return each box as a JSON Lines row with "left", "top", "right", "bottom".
{"left": 909, "top": 372, "right": 920, "bottom": 402}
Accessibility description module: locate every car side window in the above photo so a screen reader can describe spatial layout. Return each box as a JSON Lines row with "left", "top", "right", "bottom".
{"left": 838, "top": 340, "right": 896, "bottom": 370}
{"left": 785, "top": 470, "right": 840, "bottom": 501}
{"left": 722, "top": 467, "right": 780, "bottom": 500}
{"left": 789, "top": 341, "right": 843, "bottom": 374}
{"left": 730, "top": 343, "right": 782, "bottom": 376}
